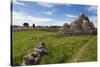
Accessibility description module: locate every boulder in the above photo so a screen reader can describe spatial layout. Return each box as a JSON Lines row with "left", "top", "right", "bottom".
{"left": 22, "top": 52, "right": 40, "bottom": 65}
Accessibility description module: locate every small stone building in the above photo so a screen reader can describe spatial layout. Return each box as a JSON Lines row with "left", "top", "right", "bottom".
{"left": 59, "top": 10, "right": 96, "bottom": 35}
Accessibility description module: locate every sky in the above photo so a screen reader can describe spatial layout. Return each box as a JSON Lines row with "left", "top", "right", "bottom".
{"left": 12, "top": 0, "right": 97, "bottom": 27}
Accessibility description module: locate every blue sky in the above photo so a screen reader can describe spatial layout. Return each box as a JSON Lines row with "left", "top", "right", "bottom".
{"left": 12, "top": 0, "right": 97, "bottom": 27}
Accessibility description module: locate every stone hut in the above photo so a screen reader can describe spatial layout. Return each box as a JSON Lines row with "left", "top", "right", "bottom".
{"left": 58, "top": 10, "right": 96, "bottom": 35}
{"left": 82, "top": 19, "right": 94, "bottom": 33}
{"left": 58, "top": 23, "right": 70, "bottom": 35}
{"left": 69, "top": 21, "right": 83, "bottom": 34}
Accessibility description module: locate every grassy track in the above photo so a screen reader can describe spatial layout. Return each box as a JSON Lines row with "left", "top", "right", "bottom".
{"left": 12, "top": 30, "right": 97, "bottom": 65}
{"left": 69, "top": 36, "right": 97, "bottom": 62}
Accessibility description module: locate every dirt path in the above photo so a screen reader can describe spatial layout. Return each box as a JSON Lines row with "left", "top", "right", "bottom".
{"left": 69, "top": 36, "right": 95, "bottom": 62}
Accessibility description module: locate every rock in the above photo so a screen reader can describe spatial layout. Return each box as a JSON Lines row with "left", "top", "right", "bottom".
{"left": 32, "top": 42, "right": 48, "bottom": 56}
{"left": 22, "top": 42, "right": 48, "bottom": 65}
{"left": 22, "top": 52, "right": 40, "bottom": 65}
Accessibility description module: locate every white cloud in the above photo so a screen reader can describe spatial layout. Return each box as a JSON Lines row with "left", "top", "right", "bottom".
{"left": 43, "top": 9, "right": 58, "bottom": 15}
{"left": 12, "top": 11, "right": 72, "bottom": 26}
{"left": 13, "top": 0, "right": 25, "bottom": 6}
{"left": 87, "top": 6, "right": 97, "bottom": 11}
{"left": 65, "top": 14, "right": 78, "bottom": 20}
{"left": 64, "top": 14, "right": 79, "bottom": 23}
{"left": 43, "top": 20, "right": 70, "bottom": 26}
{"left": 43, "top": 11, "right": 53, "bottom": 15}
{"left": 36, "top": 2, "right": 54, "bottom": 8}
{"left": 12, "top": 11, "right": 54, "bottom": 26}
{"left": 52, "top": 20, "right": 71, "bottom": 26}
{"left": 87, "top": 5, "right": 97, "bottom": 14}
{"left": 65, "top": 14, "right": 76, "bottom": 18}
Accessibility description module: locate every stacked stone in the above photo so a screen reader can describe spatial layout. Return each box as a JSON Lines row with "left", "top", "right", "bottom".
{"left": 22, "top": 42, "right": 48, "bottom": 65}
{"left": 58, "top": 10, "right": 96, "bottom": 35}
{"left": 58, "top": 23, "right": 70, "bottom": 35}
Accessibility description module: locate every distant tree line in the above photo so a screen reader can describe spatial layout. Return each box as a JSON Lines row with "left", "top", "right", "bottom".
{"left": 23, "top": 23, "right": 61, "bottom": 30}
{"left": 23, "top": 23, "right": 35, "bottom": 28}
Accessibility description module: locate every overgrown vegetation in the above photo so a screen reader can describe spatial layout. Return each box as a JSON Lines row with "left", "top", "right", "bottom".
{"left": 12, "top": 30, "right": 97, "bottom": 65}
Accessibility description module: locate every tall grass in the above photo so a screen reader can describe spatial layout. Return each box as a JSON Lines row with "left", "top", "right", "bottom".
{"left": 12, "top": 30, "right": 97, "bottom": 65}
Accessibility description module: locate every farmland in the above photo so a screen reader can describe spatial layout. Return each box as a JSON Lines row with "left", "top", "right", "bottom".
{"left": 12, "top": 29, "right": 97, "bottom": 65}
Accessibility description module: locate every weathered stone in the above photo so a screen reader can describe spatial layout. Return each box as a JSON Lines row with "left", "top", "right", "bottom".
{"left": 58, "top": 23, "right": 70, "bottom": 35}
{"left": 32, "top": 42, "right": 48, "bottom": 56}
{"left": 22, "top": 52, "right": 40, "bottom": 65}
{"left": 58, "top": 10, "right": 96, "bottom": 35}
{"left": 22, "top": 42, "right": 48, "bottom": 65}
{"left": 69, "top": 22, "right": 83, "bottom": 33}
{"left": 82, "top": 20, "right": 93, "bottom": 33}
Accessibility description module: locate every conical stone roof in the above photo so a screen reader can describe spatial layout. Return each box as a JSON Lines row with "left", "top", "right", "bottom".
{"left": 58, "top": 23, "right": 70, "bottom": 35}
{"left": 62, "top": 23, "right": 70, "bottom": 31}
{"left": 82, "top": 20, "right": 94, "bottom": 33}
{"left": 69, "top": 22, "right": 83, "bottom": 33}
{"left": 58, "top": 10, "right": 96, "bottom": 35}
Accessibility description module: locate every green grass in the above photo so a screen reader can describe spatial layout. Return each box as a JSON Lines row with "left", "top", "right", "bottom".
{"left": 12, "top": 30, "right": 97, "bottom": 65}
{"left": 77, "top": 36, "right": 97, "bottom": 62}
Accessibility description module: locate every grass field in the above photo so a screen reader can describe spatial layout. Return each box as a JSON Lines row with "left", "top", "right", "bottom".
{"left": 12, "top": 29, "right": 97, "bottom": 65}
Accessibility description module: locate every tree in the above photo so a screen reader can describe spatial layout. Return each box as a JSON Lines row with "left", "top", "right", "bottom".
{"left": 33, "top": 23, "right": 35, "bottom": 28}
{"left": 23, "top": 23, "right": 29, "bottom": 27}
